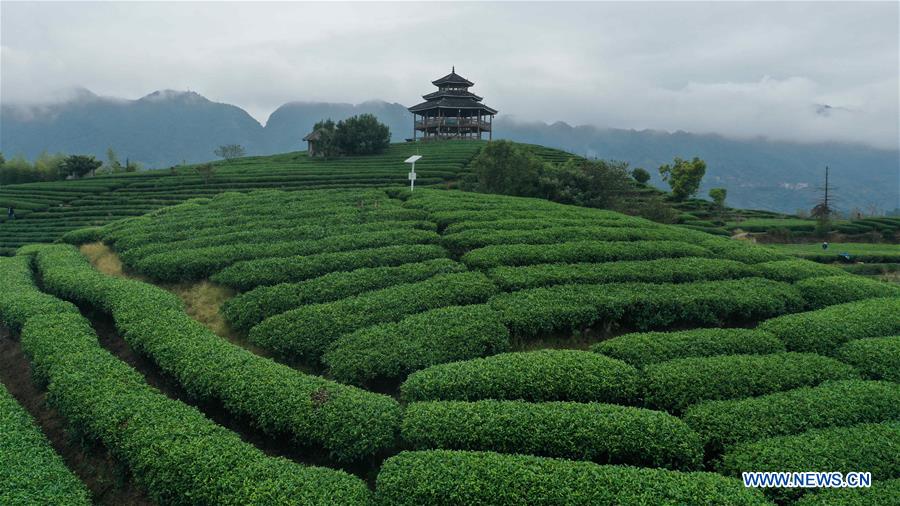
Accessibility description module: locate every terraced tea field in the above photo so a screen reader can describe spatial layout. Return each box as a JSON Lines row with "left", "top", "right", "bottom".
{"left": 1, "top": 186, "right": 899, "bottom": 505}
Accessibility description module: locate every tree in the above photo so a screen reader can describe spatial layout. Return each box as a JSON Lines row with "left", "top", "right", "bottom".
{"left": 60, "top": 155, "right": 101, "bottom": 179}
{"left": 544, "top": 158, "right": 633, "bottom": 210}
{"left": 195, "top": 163, "right": 215, "bottom": 184}
{"left": 311, "top": 119, "right": 339, "bottom": 159}
{"left": 214, "top": 144, "right": 246, "bottom": 161}
{"left": 105, "top": 147, "right": 123, "bottom": 173}
{"left": 0, "top": 155, "right": 35, "bottom": 184}
{"left": 34, "top": 151, "right": 66, "bottom": 181}
{"left": 658, "top": 157, "right": 706, "bottom": 201}
{"left": 709, "top": 187, "right": 727, "bottom": 209}
{"left": 631, "top": 167, "right": 651, "bottom": 184}
{"left": 334, "top": 114, "right": 391, "bottom": 155}
{"left": 471, "top": 140, "right": 547, "bottom": 197}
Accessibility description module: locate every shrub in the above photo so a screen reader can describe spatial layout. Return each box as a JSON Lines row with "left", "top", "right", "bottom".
{"left": 487, "top": 257, "right": 755, "bottom": 291}
{"left": 795, "top": 275, "right": 900, "bottom": 309}
{"left": 375, "top": 450, "right": 771, "bottom": 506}
{"left": 133, "top": 228, "right": 440, "bottom": 281}
{"left": 837, "top": 336, "right": 900, "bottom": 382}
{"left": 721, "top": 422, "right": 900, "bottom": 502}
{"left": 0, "top": 256, "right": 79, "bottom": 332}
{"left": 21, "top": 313, "right": 372, "bottom": 505}
{"left": 642, "top": 352, "right": 859, "bottom": 413}
{"left": 59, "top": 226, "right": 104, "bottom": 245}
{"left": 211, "top": 243, "right": 449, "bottom": 291}
{"left": 758, "top": 297, "right": 900, "bottom": 354}
{"left": 32, "top": 244, "right": 400, "bottom": 462}
{"left": 401, "top": 400, "right": 702, "bottom": 470}
{"left": 490, "top": 278, "right": 803, "bottom": 337}
{"left": 593, "top": 328, "right": 785, "bottom": 367}
{"left": 0, "top": 384, "right": 91, "bottom": 505}
{"left": 441, "top": 226, "right": 691, "bottom": 254}
{"left": 222, "top": 258, "right": 465, "bottom": 331}
{"left": 752, "top": 259, "right": 849, "bottom": 282}
{"left": 249, "top": 272, "right": 498, "bottom": 362}
{"left": 461, "top": 240, "right": 711, "bottom": 269}
{"left": 323, "top": 305, "right": 509, "bottom": 387}
{"left": 683, "top": 380, "right": 900, "bottom": 456}
{"left": 400, "top": 349, "right": 639, "bottom": 404}
{"left": 794, "top": 478, "right": 900, "bottom": 506}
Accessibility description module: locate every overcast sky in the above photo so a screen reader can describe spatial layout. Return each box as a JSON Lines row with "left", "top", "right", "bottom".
{"left": 2, "top": 1, "right": 898, "bottom": 149}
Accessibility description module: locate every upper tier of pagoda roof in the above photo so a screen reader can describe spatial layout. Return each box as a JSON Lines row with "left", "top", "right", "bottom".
{"left": 432, "top": 68, "right": 474, "bottom": 87}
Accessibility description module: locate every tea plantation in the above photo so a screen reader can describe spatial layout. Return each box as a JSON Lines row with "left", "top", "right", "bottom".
{"left": 1, "top": 181, "right": 899, "bottom": 504}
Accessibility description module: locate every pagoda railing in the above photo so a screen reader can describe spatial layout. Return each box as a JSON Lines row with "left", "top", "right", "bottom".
{"left": 415, "top": 118, "right": 491, "bottom": 130}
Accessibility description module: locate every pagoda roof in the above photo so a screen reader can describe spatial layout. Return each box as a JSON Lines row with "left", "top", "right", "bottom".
{"left": 408, "top": 97, "right": 498, "bottom": 114}
{"left": 422, "top": 89, "right": 483, "bottom": 101}
{"left": 432, "top": 67, "right": 474, "bottom": 87}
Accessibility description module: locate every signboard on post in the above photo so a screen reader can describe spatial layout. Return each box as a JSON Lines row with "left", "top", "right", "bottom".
{"left": 404, "top": 155, "right": 422, "bottom": 192}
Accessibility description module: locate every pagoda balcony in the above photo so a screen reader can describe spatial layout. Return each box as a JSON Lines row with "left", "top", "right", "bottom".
{"left": 415, "top": 118, "right": 492, "bottom": 130}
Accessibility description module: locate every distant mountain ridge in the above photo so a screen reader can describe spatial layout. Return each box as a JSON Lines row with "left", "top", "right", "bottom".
{"left": 1, "top": 89, "right": 897, "bottom": 213}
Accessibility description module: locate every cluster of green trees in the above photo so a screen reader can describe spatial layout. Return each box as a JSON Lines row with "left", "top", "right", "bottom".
{"left": 0, "top": 148, "right": 141, "bottom": 184}
{"left": 310, "top": 114, "right": 391, "bottom": 158}
{"left": 470, "top": 141, "right": 728, "bottom": 220}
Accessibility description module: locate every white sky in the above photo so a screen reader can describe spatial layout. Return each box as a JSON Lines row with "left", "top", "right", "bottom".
{"left": 2, "top": 1, "right": 898, "bottom": 149}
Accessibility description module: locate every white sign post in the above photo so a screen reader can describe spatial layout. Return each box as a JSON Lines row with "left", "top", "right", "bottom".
{"left": 404, "top": 155, "right": 422, "bottom": 192}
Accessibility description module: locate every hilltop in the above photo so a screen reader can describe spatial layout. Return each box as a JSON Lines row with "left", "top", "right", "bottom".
{"left": 2, "top": 90, "right": 897, "bottom": 213}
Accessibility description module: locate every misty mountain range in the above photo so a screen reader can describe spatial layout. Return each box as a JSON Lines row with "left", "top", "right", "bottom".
{"left": 1, "top": 89, "right": 897, "bottom": 214}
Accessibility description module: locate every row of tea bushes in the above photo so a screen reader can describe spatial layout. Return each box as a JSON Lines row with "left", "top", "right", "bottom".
{"left": 440, "top": 225, "right": 692, "bottom": 254}
{"left": 323, "top": 305, "right": 510, "bottom": 387}
{"left": 0, "top": 383, "right": 91, "bottom": 506}
{"left": 795, "top": 275, "right": 900, "bottom": 309}
{"left": 248, "top": 272, "right": 498, "bottom": 362}
{"left": 593, "top": 328, "right": 785, "bottom": 367}
{"left": 400, "top": 349, "right": 639, "bottom": 404}
{"left": 222, "top": 259, "right": 467, "bottom": 331}
{"left": 721, "top": 422, "right": 900, "bottom": 502}
{"left": 837, "top": 336, "right": 900, "bottom": 382}
{"left": 400, "top": 400, "right": 703, "bottom": 471}
{"left": 0, "top": 254, "right": 371, "bottom": 505}
{"left": 460, "top": 240, "right": 712, "bottom": 269}
{"left": 0, "top": 256, "right": 80, "bottom": 332}
{"left": 794, "top": 478, "right": 900, "bottom": 506}
{"left": 490, "top": 278, "right": 803, "bottom": 337}
{"left": 30, "top": 245, "right": 400, "bottom": 462}
{"left": 131, "top": 228, "right": 441, "bottom": 282}
{"left": 641, "top": 352, "right": 859, "bottom": 413}
{"left": 374, "top": 450, "right": 771, "bottom": 506}
{"left": 758, "top": 297, "right": 900, "bottom": 354}
{"left": 682, "top": 380, "right": 900, "bottom": 456}
{"left": 211, "top": 244, "right": 450, "bottom": 291}
{"left": 441, "top": 217, "right": 647, "bottom": 235}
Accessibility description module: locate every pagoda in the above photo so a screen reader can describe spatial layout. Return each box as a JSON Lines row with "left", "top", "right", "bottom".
{"left": 408, "top": 67, "right": 497, "bottom": 141}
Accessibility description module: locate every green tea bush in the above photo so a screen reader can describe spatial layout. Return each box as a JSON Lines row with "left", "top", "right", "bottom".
{"left": 794, "top": 478, "right": 900, "bottom": 506}
{"left": 683, "top": 380, "right": 900, "bottom": 456}
{"left": 721, "top": 422, "right": 900, "bottom": 502}
{"left": 323, "top": 305, "right": 509, "bottom": 387}
{"left": 795, "top": 276, "right": 900, "bottom": 309}
{"left": 442, "top": 217, "right": 639, "bottom": 235}
{"left": 490, "top": 278, "right": 803, "bottom": 337}
{"left": 133, "top": 228, "right": 440, "bottom": 281}
{"left": 32, "top": 244, "right": 400, "bottom": 462}
{"left": 59, "top": 226, "right": 104, "bottom": 245}
{"left": 249, "top": 272, "right": 498, "bottom": 362}
{"left": 694, "top": 237, "right": 785, "bottom": 264}
{"left": 222, "top": 258, "right": 465, "bottom": 331}
{"left": 375, "top": 450, "right": 771, "bottom": 506}
{"left": 752, "top": 259, "right": 849, "bottom": 282}
{"left": 20, "top": 313, "right": 372, "bottom": 505}
{"left": 0, "top": 384, "right": 91, "bottom": 505}
{"left": 400, "top": 349, "right": 639, "bottom": 404}
{"left": 211, "top": 243, "right": 449, "bottom": 291}
{"left": 593, "top": 328, "right": 785, "bottom": 367}
{"left": 758, "top": 297, "right": 900, "bottom": 354}
{"left": 461, "top": 240, "right": 711, "bottom": 269}
{"left": 642, "top": 352, "right": 859, "bottom": 413}
{"left": 488, "top": 257, "right": 755, "bottom": 291}
{"left": 0, "top": 256, "right": 79, "bottom": 332}
{"left": 836, "top": 336, "right": 900, "bottom": 382}
{"left": 441, "top": 226, "right": 690, "bottom": 253}
{"left": 400, "top": 400, "right": 702, "bottom": 470}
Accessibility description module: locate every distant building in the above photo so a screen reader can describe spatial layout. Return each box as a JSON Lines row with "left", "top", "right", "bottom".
{"left": 302, "top": 129, "right": 323, "bottom": 157}
{"left": 408, "top": 67, "right": 497, "bottom": 141}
